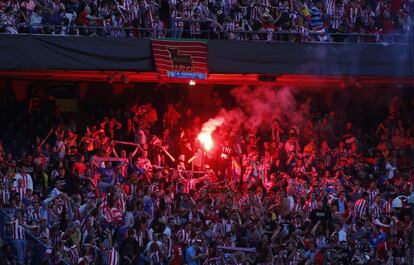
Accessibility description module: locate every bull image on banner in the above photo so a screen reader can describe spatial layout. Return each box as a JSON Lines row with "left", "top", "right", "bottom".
{"left": 151, "top": 39, "right": 208, "bottom": 80}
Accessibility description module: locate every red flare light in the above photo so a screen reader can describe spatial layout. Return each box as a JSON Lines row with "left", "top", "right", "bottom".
{"left": 197, "top": 117, "right": 224, "bottom": 151}
{"left": 197, "top": 132, "right": 214, "bottom": 151}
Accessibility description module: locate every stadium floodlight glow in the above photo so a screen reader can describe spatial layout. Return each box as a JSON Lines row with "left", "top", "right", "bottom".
{"left": 189, "top": 80, "right": 196, "bottom": 86}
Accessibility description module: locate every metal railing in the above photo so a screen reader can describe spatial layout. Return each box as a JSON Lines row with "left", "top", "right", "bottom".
{"left": 0, "top": 208, "right": 49, "bottom": 265}
{"left": 0, "top": 21, "right": 410, "bottom": 44}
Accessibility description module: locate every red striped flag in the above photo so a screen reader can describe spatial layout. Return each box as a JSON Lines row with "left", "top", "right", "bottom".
{"left": 151, "top": 39, "right": 208, "bottom": 80}
{"left": 100, "top": 195, "right": 124, "bottom": 224}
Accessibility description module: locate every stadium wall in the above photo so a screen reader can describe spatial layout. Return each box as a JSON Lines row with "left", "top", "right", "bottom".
{"left": 0, "top": 35, "right": 412, "bottom": 77}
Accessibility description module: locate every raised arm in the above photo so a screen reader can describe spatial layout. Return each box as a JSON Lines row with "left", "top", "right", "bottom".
{"left": 130, "top": 144, "right": 141, "bottom": 159}
{"left": 162, "top": 147, "right": 176, "bottom": 163}
{"left": 41, "top": 128, "right": 54, "bottom": 146}
{"left": 187, "top": 155, "right": 196, "bottom": 164}
{"left": 311, "top": 220, "right": 321, "bottom": 236}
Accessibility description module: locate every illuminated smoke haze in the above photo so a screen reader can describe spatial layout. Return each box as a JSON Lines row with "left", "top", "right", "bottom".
{"left": 197, "top": 116, "right": 225, "bottom": 150}
{"left": 198, "top": 84, "right": 306, "bottom": 137}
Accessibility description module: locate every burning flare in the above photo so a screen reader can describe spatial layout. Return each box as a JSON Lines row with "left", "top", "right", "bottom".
{"left": 197, "top": 133, "right": 214, "bottom": 151}
{"left": 197, "top": 117, "right": 224, "bottom": 151}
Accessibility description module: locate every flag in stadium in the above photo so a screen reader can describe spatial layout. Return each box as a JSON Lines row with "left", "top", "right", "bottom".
{"left": 151, "top": 39, "right": 208, "bottom": 80}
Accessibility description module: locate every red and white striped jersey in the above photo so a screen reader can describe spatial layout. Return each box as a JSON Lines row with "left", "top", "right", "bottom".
{"left": 102, "top": 207, "right": 123, "bottom": 224}
{"left": 10, "top": 218, "right": 25, "bottom": 240}
{"left": 325, "top": 0, "right": 335, "bottom": 15}
{"left": 28, "top": 209, "right": 41, "bottom": 223}
{"left": 304, "top": 199, "right": 317, "bottom": 213}
{"left": 220, "top": 219, "right": 233, "bottom": 235}
{"left": 134, "top": 229, "right": 146, "bottom": 247}
{"left": 13, "top": 173, "right": 33, "bottom": 191}
{"left": 39, "top": 227, "right": 50, "bottom": 245}
{"left": 100, "top": 195, "right": 124, "bottom": 224}
{"left": 164, "top": 236, "right": 173, "bottom": 257}
{"left": 115, "top": 193, "right": 126, "bottom": 212}
{"left": 370, "top": 202, "right": 381, "bottom": 219}
{"left": 383, "top": 200, "right": 392, "bottom": 215}
{"left": 354, "top": 198, "right": 367, "bottom": 219}
{"left": 177, "top": 229, "right": 190, "bottom": 245}
{"left": 149, "top": 250, "right": 163, "bottom": 265}
{"left": 68, "top": 245, "right": 79, "bottom": 264}
{"left": 108, "top": 247, "right": 120, "bottom": 265}
{"left": 287, "top": 251, "right": 302, "bottom": 265}
{"left": 146, "top": 1, "right": 159, "bottom": 25}
{"left": 236, "top": 196, "right": 246, "bottom": 210}
{"left": 292, "top": 200, "right": 303, "bottom": 213}
{"left": 182, "top": 0, "right": 193, "bottom": 18}
{"left": 249, "top": 5, "right": 261, "bottom": 22}
{"left": 128, "top": 3, "right": 141, "bottom": 23}
{"left": 368, "top": 189, "right": 379, "bottom": 205}
{"left": 16, "top": 186, "right": 26, "bottom": 201}
{"left": 345, "top": 5, "right": 362, "bottom": 29}
{"left": 0, "top": 189, "right": 9, "bottom": 206}
{"left": 328, "top": 3, "right": 344, "bottom": 30}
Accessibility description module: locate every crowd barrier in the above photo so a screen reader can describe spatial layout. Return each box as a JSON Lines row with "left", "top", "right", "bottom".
{"left": 0, "top": 21, "right": 410, "bottom": 44}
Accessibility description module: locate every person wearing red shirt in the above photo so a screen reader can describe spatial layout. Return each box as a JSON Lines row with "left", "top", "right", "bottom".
{"left": 72, "top": 155, "right": 87, "bottom": 178}
{"left": 78, "top": 5, "right": 103, "bottom": 35}
{"left": 314, "top": 248, "right": 325, "bottom": 265}
{"left": 170, "top": 235, "right": 185, "bottom": 265}
{"left": 376, "top": 235, "right": 399, "bottom": 259}
{"left": 382, "top": 11, "right": 396, "bottom": 34}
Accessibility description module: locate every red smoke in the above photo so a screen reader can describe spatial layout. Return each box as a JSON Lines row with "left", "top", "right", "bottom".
{"left": 197, "top": 85, "right": 307, "bottom": 142}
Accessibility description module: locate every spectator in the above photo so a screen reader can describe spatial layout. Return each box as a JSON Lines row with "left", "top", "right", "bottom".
{"left": 0, "top": 6, "right": 18, "bottom": 33}
{"left": 185, "top": 240, "right": 202, "bottom": 265}
{"left": 29, "top": 6, "right": 43, "bottom": 32}
{"left": 77, "top": 5, "right": 103, "bottom": 35}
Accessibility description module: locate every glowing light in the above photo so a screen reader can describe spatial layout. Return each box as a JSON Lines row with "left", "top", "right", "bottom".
{"left": 189, "top": 80, "right": 196, "bottom": 86}
{"left": 197, "top": 132, "right": 214, "bottom": 151}
{"left": 197, "top": 117, "right": 224, "bottom": 151}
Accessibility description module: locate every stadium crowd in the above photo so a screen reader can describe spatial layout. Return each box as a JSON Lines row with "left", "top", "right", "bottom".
{"left": 0, "top": 88, "right": 413, "bottom": 265}
{"left": 0, "top": 0, "right": 411, "bottom": 41}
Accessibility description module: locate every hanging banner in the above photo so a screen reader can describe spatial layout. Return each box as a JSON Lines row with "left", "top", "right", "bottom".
{"left": 151, "top": 39, "right": 208, "bottom": 80}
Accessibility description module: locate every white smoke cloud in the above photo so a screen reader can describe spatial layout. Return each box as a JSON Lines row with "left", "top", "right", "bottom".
{"left": 229, "top": 85, "right": 305, "bottom": 131}
{"left": 197, "top": 116, "right": 225, "bottom": 150}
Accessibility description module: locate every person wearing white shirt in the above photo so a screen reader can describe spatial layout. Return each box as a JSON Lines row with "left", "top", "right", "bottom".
{"left": 30, "top": 6, "right": 43, "bottom": 31}
{"left": 145, "top": 233, "right": 164, "bottom": 252}
{"left": 163, "top": 221, "right": 172, "bottom": 237}
{"left": 124, "top": 211, "right": 135, "bottom": 228}
{"left": 49, "top": 186, "right": 62, "bottom": 198}
{"left": 385, "top": 159, "right": 397, "bottom": 179}
{"left": 338, "top": 227, "right": 347, "bottom": 241}
{"left": 13, "top": 168, "right": 33, "bottom": 192}
{"left": 42, "top": 181, "right": 64, "bottom": 208}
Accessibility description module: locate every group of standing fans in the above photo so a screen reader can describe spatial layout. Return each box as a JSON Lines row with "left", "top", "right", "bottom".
{"left": 0, "top": 90, "right": 413, "bottom": 265}
{"left": 0, "top": 0, "right": 411, "bottom": 41}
